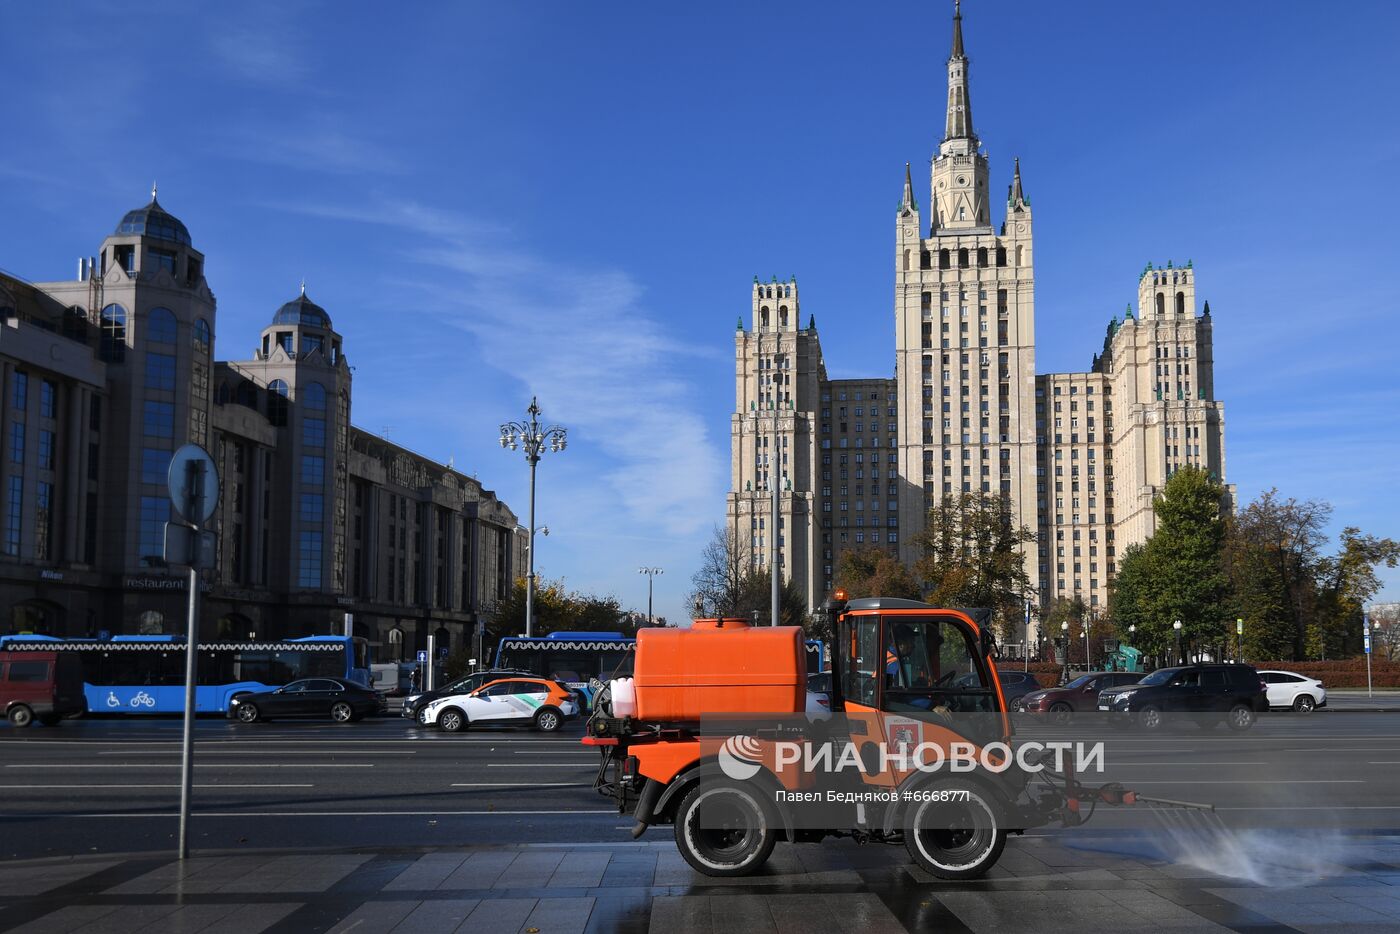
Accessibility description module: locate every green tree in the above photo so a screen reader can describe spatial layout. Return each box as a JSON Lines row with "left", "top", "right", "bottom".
{"left": 835, "top": 546, "right": 921, "bottom": 601}
{"left": 910, "top": 492, "right": 1035, "bottom": 639}
{"left": 1225, "top": 491, "right": 1332, "bottom": 660}
{"left": 490, "top": 577, "right": 637, "bottom": 638}
{"left": 732, "top": 568, "right": 807, "bottom": 627}
{"left": 1150, "top": 466, "right": 1231, "bottom": 654}
{"left": 1107, "top": 467, "right": 1229, "bottom": 663}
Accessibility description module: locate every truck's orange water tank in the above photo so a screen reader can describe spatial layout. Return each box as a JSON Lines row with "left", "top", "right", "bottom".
{"left": 632, "top": 619, "right": 805, "bottom": 720}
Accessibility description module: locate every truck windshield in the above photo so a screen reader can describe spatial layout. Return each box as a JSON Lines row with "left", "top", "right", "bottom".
{"left": 883, "top": 617, "right": 995, "bottom": 714}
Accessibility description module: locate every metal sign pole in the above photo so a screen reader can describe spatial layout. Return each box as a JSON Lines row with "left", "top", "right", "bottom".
{"left": 177, "top": 458, "right": 204, "bottom": 860}
{"left": 165, "top": 444, "right": 219, "bottom": 862}
{"left": 1365, "top": 613, "right": 1373, "bottom": 699}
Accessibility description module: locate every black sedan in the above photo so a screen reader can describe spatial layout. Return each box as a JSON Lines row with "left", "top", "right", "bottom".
{"left": 228, "top": 679, "right": 384, "bottom": 724}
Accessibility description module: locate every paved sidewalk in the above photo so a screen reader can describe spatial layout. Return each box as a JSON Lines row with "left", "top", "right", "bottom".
{"left": 4, "top": 831, "right": 1400, "bottom": 933}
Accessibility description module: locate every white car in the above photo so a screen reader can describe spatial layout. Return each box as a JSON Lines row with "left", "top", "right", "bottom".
{"left": 420, "top": 677, "right": 579, "bottom": 732}
{"left": 1258, "top": 670, "right": 1326, "bottom": 712}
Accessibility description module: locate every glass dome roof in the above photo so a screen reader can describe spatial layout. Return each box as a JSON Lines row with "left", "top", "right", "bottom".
{"left": 272, "top": 292, "right": 332, "bottom": 329}
{"left": 114, "top": 196, "right": 191, "bottom": 245}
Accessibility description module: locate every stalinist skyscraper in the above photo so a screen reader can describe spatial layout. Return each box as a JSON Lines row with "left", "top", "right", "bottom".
{"left": 726, "top": 1, "right": 1228, "bottom": 636}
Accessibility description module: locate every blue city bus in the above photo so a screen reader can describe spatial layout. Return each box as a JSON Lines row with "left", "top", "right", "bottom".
{"left": 495, "top": 631, "right": 827, "bottom": 706}
{"left": 0, "top": 634, "right": 370, "bottom": 715}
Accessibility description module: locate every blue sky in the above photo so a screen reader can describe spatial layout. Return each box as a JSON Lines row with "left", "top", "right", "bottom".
{"left": 3, "top": 0, "right": 1398, "bottom": 624}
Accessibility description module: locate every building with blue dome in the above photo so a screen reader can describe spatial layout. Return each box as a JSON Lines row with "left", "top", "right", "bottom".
{"left": 0, "top": 194, "right": 524, "bottom": 658}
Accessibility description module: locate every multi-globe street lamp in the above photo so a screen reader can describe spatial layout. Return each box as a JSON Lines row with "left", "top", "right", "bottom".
{"left": 1173, "top": 619, "right": 1184, "bottom": 665}
{"left": 638, "top": 567, "right": 663, "bottom": 626}
{"left": 499, "top": 397, "right": 567, "bottom": 638}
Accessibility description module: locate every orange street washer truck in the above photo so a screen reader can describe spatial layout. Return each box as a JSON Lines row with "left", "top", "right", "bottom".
{"left": 584, "top": 595, "right": 1174, "bottom": 878}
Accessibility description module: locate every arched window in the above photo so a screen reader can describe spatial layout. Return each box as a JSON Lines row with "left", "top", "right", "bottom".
{"left": 784, "top": 286, "right": 791, "bottom": 298}
{"left": 215, "top": 382, "right": 231, "bottom": 405}
{"left": 302, "top": 382, "right": 327, "bottom": 411}
{"left": 760, "top": 306, "right": 770, "bottom": 328}
{"left": 1175, "top": 291, "right": 1185, "bottom": 315}
{"left": 61, "top": 306, "right": 89, "bottom": 344}
{"left": 977, "top": 247, "right": 988, "bottom": 268}
{"left": 939, "top": 249, "right": 951, "bottom": 270}
{"left": 903, "top": 249, "right": 910, "bottom": 272}
{"left": 1156, "top": 292, "right": 1165, "bottom": 317}
{"left": 194, "top": 318, "right": 211, "bottom": 352}
{"left": 1015, "top": 246, "right": 1023, "bottom": 267}
{"left": 147, "top": 307, "right": 177, "bottom": 344}
{"left": 958, "top": 248, "right": 969, "bottom": 268}
{"left": 779, "top": 305, "right": 788, "bottom": 328}
{"left": 996, "top": 247, "right": 1007, "bottom": 267}
{"left": 236, "top": 380, "right": 259, "bottom": 410}
{"left": 920, "top": 250, "right": 931, "bottom": 269}
{"left": 99, "top": 304, "right": 127, "bottom": 362}
{"left": 268, "top": 379, "right": 289, "bottom": 427}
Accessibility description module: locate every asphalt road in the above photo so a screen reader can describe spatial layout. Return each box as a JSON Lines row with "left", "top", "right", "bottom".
{"left": 4, "top": 709, "right": 1400, "bottom": 861}
{"left": 0, "top": 716, "right": 620, "bottom": 860}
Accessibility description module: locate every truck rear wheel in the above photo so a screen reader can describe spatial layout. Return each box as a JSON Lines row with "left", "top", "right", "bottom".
{"left": 674, "top": 780, "right": 777, "bottom": 877}
{"left": 903, "top": 781, "right": 1007, "bottom": 880}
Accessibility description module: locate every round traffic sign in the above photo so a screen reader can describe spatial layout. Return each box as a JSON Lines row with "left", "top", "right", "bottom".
{"left": 167, "top": 444, "right": 220, "bottom": 526}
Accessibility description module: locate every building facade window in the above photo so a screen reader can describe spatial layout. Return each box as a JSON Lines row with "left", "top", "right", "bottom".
{"left": 302, "top": 417, "right": 326, "bottom": 449}
{"left": 147, "top": 307, "right": 178, "bottom": 344}
{"left": 11, "top": 371, "right": 26, "bottom": 411}
{"left": 141, "top": 448, "right": 171, "bottom": 485}
{"left": 298, "top": 531, "right": 323, "bottom": 588}
{"left": 3, "top": 476, "right": 21, "bottom": 555}
{"left": 143, "top": 401, "right": 174, "bottom": 438}
{"left": 37, "top": 430, "right": 54, "bottom": 470}
{"left": 34, "top": 481, "right": 53, "bottom": 561}
{"left": 138, "top": 496, "right": 168, "bottom": 562}
{"left": 100, "top": 304, "right": 128, "bottom": 362}
{"left": 194, "top": 318, "right": 212, "bottom": 351}
{"left": 299, "top": 493, "right": 324, "bottom": 524}
{"left": 268, "top": 379, "right": 289, "bottom": 426}
{"left": 8, "top": 422, "right": 23, "bottom": 464}
{"left": 39, "top": 380, "right": 55, "bottom": 418}
{"left": 300, "top": 455, "right": 325, "bottom": 485}
{"left": 145, "top": 352, "right": 177, "bottom": 391}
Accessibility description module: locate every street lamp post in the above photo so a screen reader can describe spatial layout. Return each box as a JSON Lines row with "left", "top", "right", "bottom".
{"left": 1023, "top": 599, "right": 1032, "bottom": 673}
{"left": 638, "top": 567, "right": 663, "bottom": 626}
{"left": 1173, "top": 619, "right": 1184, "bottom": 665}
{"left": 1082, "top": 626, "right": 1090, "bottom": 672}
{"left": 1060, "top": 621, "right": 1070, "bottom": 682}
{"left": 499, "top": 397, "right": 567, "bottom": 638}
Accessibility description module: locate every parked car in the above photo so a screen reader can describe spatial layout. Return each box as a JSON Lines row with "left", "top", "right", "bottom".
{"left": 996, "top": 670, "right": 1043, "bottom": 711}
{"left": 1021, "top": 671, "right": 1144, "bottom": 723}
{"left": 1258, "top": 670, "right": 1327, "bottom": 712}
{"left": 228, "top": 678, "right": 385, "bottom": 723}
{"left": 419, "top": 677, "right": 578, "bottom": 733}
{"left": 1, "top": 651, "right": 86, "bottom": 727}
{"left": 1096, "top": 663, "right": 1268, "bottom": 730}
{"left": 402, "top": 668, "right": 535, "bottom": 722}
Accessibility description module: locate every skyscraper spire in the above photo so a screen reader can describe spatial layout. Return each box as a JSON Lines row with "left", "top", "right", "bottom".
{"left": 951, "top": 0, "right": 965, "bottom": 58}
{"left": 900, "top": 161, "right": 916, "bottom": 212}
{"left": 944, "top": 0, "right": 975, "bottom": 143}
{"left": 1009, "top": 157, "right": 1027, "bottom": 209}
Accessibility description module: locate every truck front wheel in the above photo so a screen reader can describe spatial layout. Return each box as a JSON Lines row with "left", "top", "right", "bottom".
{"left": 674, "top": 780, "right": 777, "bottom": 877}
{"left": 903, "top": 781, "right": 1007, "bottom": 880}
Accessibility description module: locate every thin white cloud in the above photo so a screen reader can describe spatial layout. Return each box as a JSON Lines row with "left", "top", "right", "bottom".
{"left": 269, "top": 195, "right": 726, "bottom": 538}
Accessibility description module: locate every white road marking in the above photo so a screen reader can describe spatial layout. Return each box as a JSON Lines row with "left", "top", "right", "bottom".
{"left": 0, "top": 784, "right": 314, "bottom": 789}
{"left": 485, "top": 763, "right": 594, "bottom": 768}
{"left": 1122, "top": 779, "right": 1363, "bottom": 784}
{"left": 0, "top": 809, "right": 618, "bottom": 818}
{"left": 95, "top": 749, "right": 417, "bottom": 756}
{"left": 4, "top": 763, "right": 374, "bottom": 769}
{"left": 450, "top": 782, "right": 590, "bottom": 787}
